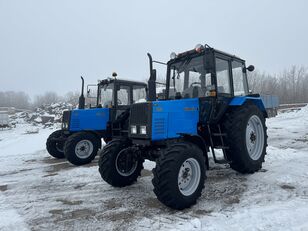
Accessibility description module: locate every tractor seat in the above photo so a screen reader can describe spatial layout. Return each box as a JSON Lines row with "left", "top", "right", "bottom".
{"left": 183, "top": 86, "right": 202, "bottom": 98}
{"left": 192, "top": 86, "right": 199, "bottom": 98}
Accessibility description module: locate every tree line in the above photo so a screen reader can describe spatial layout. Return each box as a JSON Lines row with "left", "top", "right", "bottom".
{"left": 248, "top": 65, "right": 308, "bottom": 104}
{"left": 1, "top": 65, "right": 307, "bottom": 109}
{"left": 0, "top": 91, "right": 80, "bottom": 109}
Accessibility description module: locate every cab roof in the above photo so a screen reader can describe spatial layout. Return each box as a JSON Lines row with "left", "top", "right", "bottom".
{"left": 168, "top": 46, "right": 245, "bottom": 65}
{"left": 98, "top": 78, "right": 147, "bottom": 87}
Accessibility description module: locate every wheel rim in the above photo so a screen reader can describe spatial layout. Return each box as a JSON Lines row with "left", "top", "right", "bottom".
{"left": 115, "top": 149, "right": 138, "bottom": 176}
{"left": 75, "top": 140, "right": 94, "bottom": 159}
{"left": 178, "top": 158, "right": 201, "bottom": 196}
{"left": 246, "top": 115, "right": 265, "bottom": 160}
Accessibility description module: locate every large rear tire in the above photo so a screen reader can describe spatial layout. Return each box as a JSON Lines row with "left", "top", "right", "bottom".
{"left": 98, "top": 139, "right": 144, "bottom": 187}
{"left": 46, "top": 130, "right": 66, "bottom": 159}
{"left": 222, "top": 103, "right": 267, "bottom": 173}
{"left": 64, "top": 132, "right": 100, "bottom": 166}
{"left": 152, "top": 142, "right": 206, "bottom": 210}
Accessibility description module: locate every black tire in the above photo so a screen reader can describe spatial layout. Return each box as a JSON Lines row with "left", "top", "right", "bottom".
{"left": 46, "top": 130, "right": 66, "bottom": 159}
{"left": 98, "top": 139, "right": 144, "bottom": 187}
{"left": 222, "top": 103, "right": 268, "bottom": 173}
{"left": 64, "top": 132, "right": 100, "bottom": 166}
{"left": 152, "top": 142, "right": 206, "bottom": 210}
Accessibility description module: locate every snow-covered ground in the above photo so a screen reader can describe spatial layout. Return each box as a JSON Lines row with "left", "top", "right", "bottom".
{"left": 0, "top": 107, "right": 307, "bottom": 231}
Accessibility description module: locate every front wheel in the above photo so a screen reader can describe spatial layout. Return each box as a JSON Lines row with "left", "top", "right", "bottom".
{"left": 152, "top": 142, "right": 206, "bottom": 210}
{"left": 98, "top": 139, "right": 144, "bottom": 187}
{"left": 46, "top": 130, "right": 66, "bottom": 159}
{"left": 64, "top": 132, "right": 100, "bottom": 166}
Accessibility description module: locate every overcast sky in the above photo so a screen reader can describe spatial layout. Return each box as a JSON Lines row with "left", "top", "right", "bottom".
{"left": 0, "top": 0, "right": 307, "bottom": 97}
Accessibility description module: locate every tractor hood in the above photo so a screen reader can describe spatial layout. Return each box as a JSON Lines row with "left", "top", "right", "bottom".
{"left": 129, "top": 99, "right": 199, "bottom": 141}
{"left": 62, "top": 108, "right": 110, "bottom": 132}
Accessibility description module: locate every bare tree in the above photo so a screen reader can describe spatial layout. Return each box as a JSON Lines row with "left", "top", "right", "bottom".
{"left": 33, "top": 91, "right": 59, "bottom": 107}
{"left": 248, "top": 65, "right": 308, "bottom": 104}
{"left": 0, "top": 91, "right": 31, "bottom": 109}
{"left": 64, "top": 91, "right": 80, "bottom": 106}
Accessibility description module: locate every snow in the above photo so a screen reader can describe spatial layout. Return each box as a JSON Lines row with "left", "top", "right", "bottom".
{"left": 0, "top": 107, "right": 308, "bottom": 230}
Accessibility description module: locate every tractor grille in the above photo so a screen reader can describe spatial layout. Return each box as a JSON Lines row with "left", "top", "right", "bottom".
{"left": 130, "top": 103, "right": 150, "bottom": 125}
{"left": 62, "top": 110, "right": 70, "bottom": 123}
{"left": 129, "top": 102, "right": 152, "bottom": 139}
{"left": 62, "top": 110, "right": 71, "bottom": 130}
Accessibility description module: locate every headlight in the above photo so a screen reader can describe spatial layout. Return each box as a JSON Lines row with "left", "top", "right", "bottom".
{"left": 131, "top": 125, "right": 137, "bottom": 134}
{"left": 140, "top": 125, "right": 147, "bottom": 135}
{"left": 62, "top": 122, "right": 68, "bottom": 129}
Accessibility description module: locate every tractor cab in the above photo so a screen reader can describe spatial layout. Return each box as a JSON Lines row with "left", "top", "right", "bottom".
{"left": 166, "top": 46, "right": 250, "bottom": 100}
{"left": 90, "top": 77, "right": 147, "bottom": 118}
{"left": 95, "top": 77, "right": 148, "bottom": 137}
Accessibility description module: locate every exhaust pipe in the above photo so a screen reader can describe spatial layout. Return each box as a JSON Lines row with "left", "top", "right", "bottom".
{"left": 78, "top": 76, "right": 85, "bottom": 109}
{"left": 147, "top": 53, "right": 156, "bottom": 101}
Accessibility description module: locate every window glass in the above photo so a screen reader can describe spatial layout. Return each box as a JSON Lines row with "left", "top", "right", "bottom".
{"left": 216, "top": 58, "right": 231, "bottom": 94}
{"left": 133, "top": 85, "right": 147, "bottom": 103}
{"left": 117, "top": 85, "right": 129, "bottom": 105}
{"left": 232, "top": 61, "right": 246, "bottom": 96}
{"left": 99, "top": 83, "right": 114, "bottom": 107}
{"left": 168, "top": 55, "right": 212, "bottom": 99}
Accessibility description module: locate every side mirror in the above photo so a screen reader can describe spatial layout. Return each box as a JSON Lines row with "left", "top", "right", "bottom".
{"left": 247, "top": 65, "right": 255, "bottom": 72}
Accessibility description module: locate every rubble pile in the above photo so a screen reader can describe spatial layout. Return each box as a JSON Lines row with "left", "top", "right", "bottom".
{"left": 9, "top": 102, "right": 75, "bottom": 127}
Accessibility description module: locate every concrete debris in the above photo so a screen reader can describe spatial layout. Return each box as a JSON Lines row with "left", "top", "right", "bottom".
{"left": 9, "top": 102, "right": 75, "bottom": 127}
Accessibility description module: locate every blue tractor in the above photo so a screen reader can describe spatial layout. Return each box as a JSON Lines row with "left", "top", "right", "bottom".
{"left": 46, "top": 74, "right": 147, "bottom": 166}
{"left": 98, "top": 44, "right": 268, "bottom": 209}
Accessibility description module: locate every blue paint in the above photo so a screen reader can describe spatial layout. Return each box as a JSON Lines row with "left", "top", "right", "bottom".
{"left": 151, "top": 98, "right": 199, "bottom": 141}
{"left": 229, "top": 96, "right": 267, "bottom": 114}
{"left": 69, "top": 108, "right": 109, "bottom": 131}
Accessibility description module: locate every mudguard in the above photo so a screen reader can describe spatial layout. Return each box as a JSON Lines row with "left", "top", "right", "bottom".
{"left": 229, "top": 96, "right": 268, "bottom": 117}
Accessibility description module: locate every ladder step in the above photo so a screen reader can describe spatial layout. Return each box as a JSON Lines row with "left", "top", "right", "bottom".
{"left": 214, "top": 159, "right": 230, "bottom": 164}
{"left": 214, "top": 146, "right": 229, "bottom": 149}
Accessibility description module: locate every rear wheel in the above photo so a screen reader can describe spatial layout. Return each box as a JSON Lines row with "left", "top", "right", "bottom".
{"left": 46, "top": 130, "right": 66, "bottom": 159}
{"left": 152, "top": 142, "right": 206, "bottom": 210}
{"left": 222, "top": 103, "right": 267, "bottom": 173}
{"left": 98, "top": 139, "right": 144, "bottom": 187}
{"left": 64, "top": 132, "right": 100, "bottom": 165}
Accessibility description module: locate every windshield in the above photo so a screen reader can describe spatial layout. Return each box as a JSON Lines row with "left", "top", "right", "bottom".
{"left": 133, "top": 85, "right": 147, "bottom": 103}
{"left": 98, "top": 83, "right": 114, "bottom": 107}
{"left": 168, "top": 55, "right": 212, "bottom": 99}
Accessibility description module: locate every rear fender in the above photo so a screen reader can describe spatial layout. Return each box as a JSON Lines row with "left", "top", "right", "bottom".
{"left": 229, "top": 96, "right": 268, "bottom": 118}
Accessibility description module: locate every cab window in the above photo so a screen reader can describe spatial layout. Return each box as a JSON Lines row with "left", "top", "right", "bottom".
{"left": 215, "top": 58, "right": 231, "bottom": 94}
{"left": 117, "top": 85, "right": 130, "bottom": 105}
{"left": 133, "top": 85, "right": 147, "bottom": 103}
{"left": 232, "top": 61, "right": 246, "bottom": 96}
